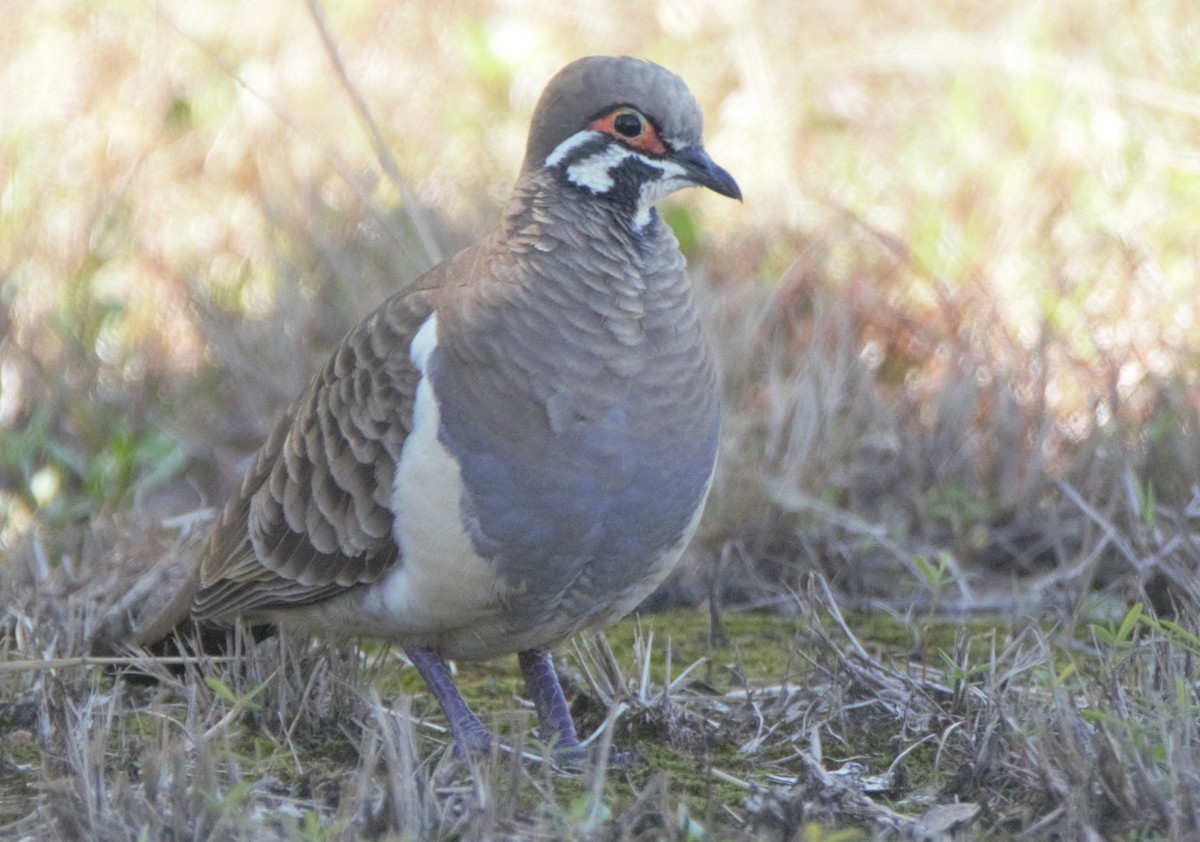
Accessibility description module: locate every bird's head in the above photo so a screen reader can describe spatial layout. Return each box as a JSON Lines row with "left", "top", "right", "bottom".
{"left": 523, "top": 56, "right": 741, "bottom": 227}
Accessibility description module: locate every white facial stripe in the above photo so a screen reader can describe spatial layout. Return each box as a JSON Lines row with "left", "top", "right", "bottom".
{"left": 633, "top": 204, "right": 653, "bottom": 230}
{"left": 565, "top": 145, "right": 633, "bottom": 192}
{"left": 552, "top": 140, "right": 697, "bottom": 229}
{"left": 648, "top": 159, "right": 687, "bottom": 181}
{"left": 544, "top": 129, "right": 604, "bottom": 167}
{"left": 634, "top": 161, "right": 691, "bottom": 228}
{"left": 564, "top": 147, "right": 690, "bottom": 195}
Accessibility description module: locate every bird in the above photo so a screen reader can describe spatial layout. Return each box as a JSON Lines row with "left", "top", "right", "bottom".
{"left": 135, "top": 55, "right": 741, "bottom": 756}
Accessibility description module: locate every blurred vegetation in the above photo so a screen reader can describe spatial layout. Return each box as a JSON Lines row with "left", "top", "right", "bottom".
{"left": 0, "top": 0, "right": 1197, "bottom": 604}
{"left": 2, "top": 0, "right": 1195, "bottom": 557}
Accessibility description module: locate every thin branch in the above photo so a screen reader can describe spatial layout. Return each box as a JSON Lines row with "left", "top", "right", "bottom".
{"left": 0, "top": 655, "right": 235, "bottom": 673}
{"left": 303, "top": 0, "right": 444, "bottom": 266}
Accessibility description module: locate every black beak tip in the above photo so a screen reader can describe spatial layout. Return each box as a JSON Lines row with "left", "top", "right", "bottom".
{"left": 677, "top": 146, "right": 743, "bottom": 203}
{"left": 712, "top": 170, "right": 743, "bottom": 203}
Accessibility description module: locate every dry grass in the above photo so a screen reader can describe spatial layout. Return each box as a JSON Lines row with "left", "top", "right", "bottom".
{"left": 8, "top": 548, "right": 1200, "bottom": 839}
{"left": 3, "top": 0, "right": 1200, "bottom": 838}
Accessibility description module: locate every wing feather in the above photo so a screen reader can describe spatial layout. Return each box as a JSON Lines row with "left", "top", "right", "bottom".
{"left": 193, "top": 286, "right": 436, "bottom": 621}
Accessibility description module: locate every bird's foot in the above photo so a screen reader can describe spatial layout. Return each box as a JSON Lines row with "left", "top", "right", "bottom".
{"left": 450, "top": 721, "right": 495, "bottom": 758}
{"left": 534, "top": 739, "right": 635, "bottom": 770}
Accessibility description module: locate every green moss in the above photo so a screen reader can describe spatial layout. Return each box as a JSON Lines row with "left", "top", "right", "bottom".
{"left": 600, "top": 608, "right": 808, "bottom": 694}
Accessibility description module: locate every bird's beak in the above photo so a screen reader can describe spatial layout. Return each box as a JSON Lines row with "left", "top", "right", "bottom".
{"left": 674, "top": 145, "right": 742, "bottom": 202}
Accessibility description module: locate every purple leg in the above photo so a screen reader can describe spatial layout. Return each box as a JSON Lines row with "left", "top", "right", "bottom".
{"left": 518, "top": 649, "right": 580, "bottom": 751}
{"left": 405, "top": 646, "right": 492, "bottom": 754}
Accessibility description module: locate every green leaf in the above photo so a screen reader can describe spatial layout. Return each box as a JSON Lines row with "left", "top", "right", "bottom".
{"left": 205, "top": 676, "right": 238, "bottom": 704}
{"left": 677, "top": 803, "right": 706, "bottom": 841}
{"left": 1116, "top": 602, "right": 1143, "bottom": 643}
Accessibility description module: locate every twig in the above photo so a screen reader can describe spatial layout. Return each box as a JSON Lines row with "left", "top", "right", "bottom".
{"left": 769, "top": 483, "right": 975, "bottom": 602}
{"left": 710, "top": 766, "right": 752, "bottom": 790}
{"left": 0, "top": 654, "right": 236, "bottom": 673}
{"left": 303, "top": 0, "right": 443, "bottom": 266}
{"left": 1055, "top": 479, "right": 1142, "bottom": 571}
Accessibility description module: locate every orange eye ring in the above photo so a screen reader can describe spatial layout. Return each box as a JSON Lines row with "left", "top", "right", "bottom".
{"left": 590, "top": 108, "right": 666, "bottom": 156}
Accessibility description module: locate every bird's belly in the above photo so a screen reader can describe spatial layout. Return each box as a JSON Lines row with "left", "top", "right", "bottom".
{"left": 440, "top": 397, "right": 719, "bottom": 642}
{"left": 366, "top": 412, "right": 713, "bottom": 658}
{"left": 359, "top": 328, "right": 718, "bottom": 659}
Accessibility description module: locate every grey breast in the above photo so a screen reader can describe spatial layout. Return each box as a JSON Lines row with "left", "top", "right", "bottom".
{"left": 427, "top": 184, "right": 719, "bottom": 626}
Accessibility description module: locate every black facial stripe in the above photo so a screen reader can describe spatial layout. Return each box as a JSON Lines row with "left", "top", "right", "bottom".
{"left": 603, "top": 155, "right": 660, "bottom": 209}
{"left": 556, "top": 151, "right": 662, "bottom": 215}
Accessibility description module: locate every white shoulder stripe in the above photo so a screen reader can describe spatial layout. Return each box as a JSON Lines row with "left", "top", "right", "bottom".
{"left": 410, "top": 313, "right": 438, "bottom": 373}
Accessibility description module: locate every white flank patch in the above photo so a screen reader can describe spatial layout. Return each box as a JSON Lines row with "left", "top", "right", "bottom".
{"left": 377, "top": 313, "right": 501, "bottom": 634}
{"left": 544, "top": 129, "right": 603, "bottom": 167}
{"left": 409, "top": 312, "right": 438, "bottom": 370}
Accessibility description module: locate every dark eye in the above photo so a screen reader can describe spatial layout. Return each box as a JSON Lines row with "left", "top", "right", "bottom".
{"left": 613, "top": 110, "right": 645, "bottom": 138}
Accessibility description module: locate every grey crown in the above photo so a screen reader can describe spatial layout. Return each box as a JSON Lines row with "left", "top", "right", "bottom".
{"left": 524, "top": 55, "right": 705, "bottom": 164}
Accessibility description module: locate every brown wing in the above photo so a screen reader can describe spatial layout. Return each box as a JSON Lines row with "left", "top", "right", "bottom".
{"left": 192, "top": 284, "right": 437, "bottom": 622}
